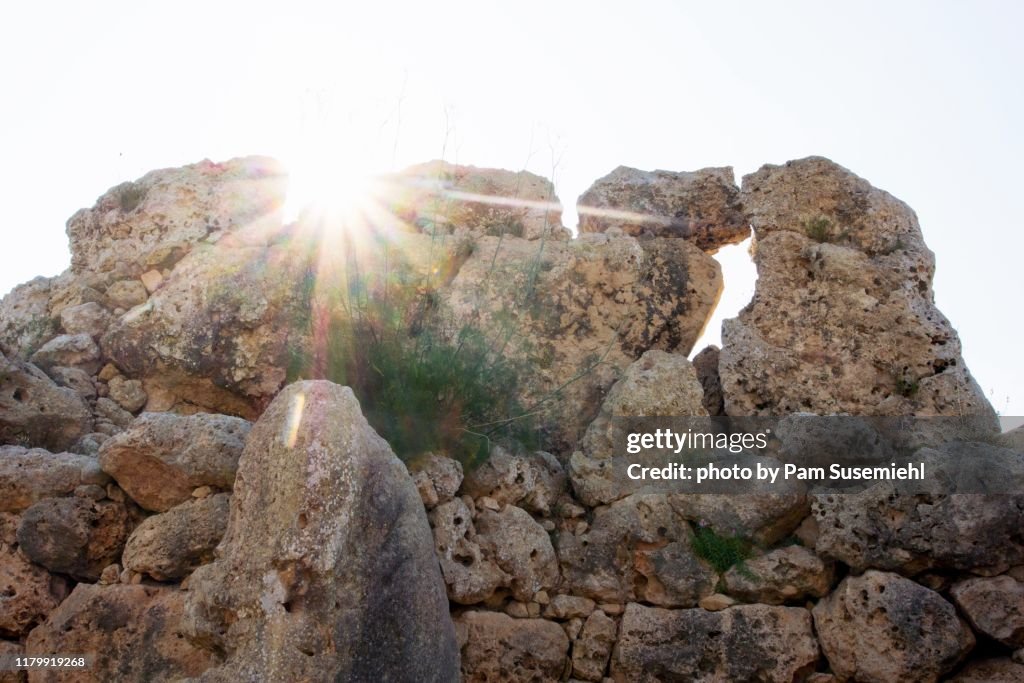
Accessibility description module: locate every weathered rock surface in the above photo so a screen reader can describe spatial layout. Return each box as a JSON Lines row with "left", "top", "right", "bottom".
{"left": 813, "top": 570, "right": 974, "bottom": 683}
{"left": 475, "top": 505, "right": 559, "bottom": 602}
{"left": 98, "top": 412, "right": 250, "bottom": 512}
{"left": 0, "top": 276, "right": 58, "bottom": 360}
{"left": 409, "top": 452, "right": 464, "bottom": 509}
{"left": 107, "top": 375, "right": 147, "bottom": 412}
{"left": 386, "top": 160, "right": 567, "bottom": 240}
{"left": 0, "top": 542, "right": 67, "bottom": 637}
{"left": 100, "top": 241, "right": 313, "bottom": 417}
{"left": 16, "top": 496, "right": 132, "bottom": 581}
{"left": 461, "top": 446, "right": 565, "bottom": 515}
{"left": 572, "top": 609, "right": 617, "bottom": 681}
{"left": 721, "top": 156, "right": 995, "bottom": 421}
{"left": 445, "top": 233, "right": 722, "bottom": 449}
{"left": 577, "top": 166, "right": 749, "bottom": 251}
{"left": 559, "top": 494, "right": 717, "bottom": 607}
{"left": 66, "top": 156, "right": 286, "bottom": 276}
{"left": 570, "top": 350, "right": 707, "bottom": 506}
{"left": 0, "top": 354, "right": 92, "bottom": 451}
{"left": 182, "top": 381, "right": 458, "bottom": 682}
{"left": 25, "top": 584, "right": 213, "bottom": 682}
{"left": 950, "top": 575, "right": 1024, "bottom": 647}
{"left": 431, "top": 498, "right": 507, "bottom": 604}
{"left": 122, "top": 493, "right": 230, "bottom": 581}
{"left": 0, "top": 640, "right": 26, "bottom": 683}
{"left": 610, "top": 603, "right": 819, "bottom": 682}
{"left": 813, "top": 444, "right": 1024, "bottom": 575}
{"left": 948, "top": 658, "right": 1024, "bottom": 682}
{"left": 455, "top": 610, "right": 569, "bottom": 683}
{"left": 723, "top": 545, "right": 834, "bottom": 605}
{"left": 692, "top": 344, "right": 724, "bottom": 416}
{"left": 59, "top": 301, "right": 111, "bottom": 339}
{"left": 29, "top": 333, "right": 101, "bottom": 376}
{"left": 0, "top": 447, "right": 107, "bottom": 512}
{"left": 47, "top": 366, "right": 96, "bottom": 400}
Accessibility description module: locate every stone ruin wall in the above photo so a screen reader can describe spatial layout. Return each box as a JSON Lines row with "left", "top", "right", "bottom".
{"left": 0, "top": 154, "right": 1021, "bottom": 681}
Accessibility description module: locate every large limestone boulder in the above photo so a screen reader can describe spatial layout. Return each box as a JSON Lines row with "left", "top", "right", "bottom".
{"left": 812, "top": 570, "right": 974, "bottom": 683}
{"left": 0, "top": 354, "right": 92, "bottom": 451}
{"left": 0, "top": 446, "right": 107, "bottom": 512}
{"left": 100, "top": 240, "right": 314, "bottom": 417}
{"left": 576, "top": 166, "right": 749, "bottom": 251}
{"left": 569, "top": 350, "right": 707, "bottom": 506}
{"left": 610, "top": 602, "right": 819, "bottom": 682}
{"left": 98, "top": 412, "right": 250, "bottom": 512}
{"left": 66, "top": 156, "right": 286, "bottom": 276}
{"left": 454, "top": 611, "right": 569, "bottom": 683}
{"left": 182, "top": 381, "right": 458, "bottom": 682}
{"left": 122, "top": 493, "right": 230, "bottom": 581}
{"left": 445, "top": 233, "right": 722, "bottom": 448}
{"left": 950, "top": 575, "right": 1024, "bottom": 648}
{"left": 384, "top": 160, "right": 567, "bottom": 240}
{"left": 25, "top": 584, "right": 213, "bottom": 682}
{"left": 720, "top": 156, "right": 994, "bottom": 421}
{"left": 29, "top": 333, "right": 101, "bottom": 375}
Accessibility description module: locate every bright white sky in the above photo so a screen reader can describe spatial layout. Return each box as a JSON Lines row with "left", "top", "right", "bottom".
{"left": 2, "top": 1, "right": 1021, "bottom": 414}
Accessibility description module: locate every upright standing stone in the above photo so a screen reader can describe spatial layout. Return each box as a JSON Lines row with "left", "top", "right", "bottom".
{"left": 183, "top": 380, "right": 459, "bottom": 682}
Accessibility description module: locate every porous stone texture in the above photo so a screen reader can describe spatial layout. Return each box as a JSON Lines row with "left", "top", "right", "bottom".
{"left": 107, "top": 376, "right": 147, "bottom": 413}
{"left": 950, "top": 575, "right": 1024, "bottom": 647}
{"left": 182, "top": 381, "right": 458, "bottom": 682}
{"left": 0, "top": 276, "right": 58, "bottom": 360}
{"left": 431, "top": 498, "right": 507, "bottom": 604}
{"left": 100, "top": 240, "right": 314, "bottom": 417}
{"left": 610, "top": 603, "right": 819, "bottom": 682}
{"left": 66, "top": 156, "right": 286, "bottom": 276}
{"left": 29, "top": 333, "right": 101, "bottom": 376}
{"left": 572, "top": 610, "right": 617, "bottom": 681}
{"left": 720, "top": 156, "right": 995, "bottom": 421}
{"left": 0, "top": 446, "right": 107, "bottom": 512}
{"left": 813, "top": 571, "right": 974, "bottom": 683}
{"left": 16, "top": 496, "right": 132, "bottom": 581}
{"left": 558, "top": 494, "right": 717, "bottom": 607}
{"left": 455, "top": 610, "right": 569, "bottom": 683}
{"left": 98, "top": 412, "right": 250, "bottom": 512}
{"left": 723, "top": 545, "right": 834, "bottom": 605}
{"left": 386, "top": 160, "right": 567, "bottom": 241}
{"left": 444, "top": 233, "right": 722, "bottom": 449}
{"left": 408, "top": 452, "right": 464, "bottom": 509}
{"left": 460, "top": 446, "right": 566, "bottom": 515}
{"left": 0, "top": 541, "right": 68, "bottom": 637}
{"left": 812, "top": 443, "right": 1024, "bottom": 575}
{"left": 576, "top": 166, "right": 749, "bottom": 251}
{"left": 0, "top": 354, "right": 92, "bottom": 451}
{"left": 691, "top": 344, "right": 724, "bottom": 416}
{"left": 25, "top": 584, "right": 214, "bottom": 682}
{"left": 122, "top": 493, "right": 230, "bottom": 581}
{"left": 569, "top": 350, "right": 707, "bottom": 506}
{"left": 47, "top": 366, "right": 96, "bottom": 400}
{"left": 59, "top": 301, "right": 111, "bottom": 339}
{"left": 474, "top": 504, "right": 559, "bottom": 602}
